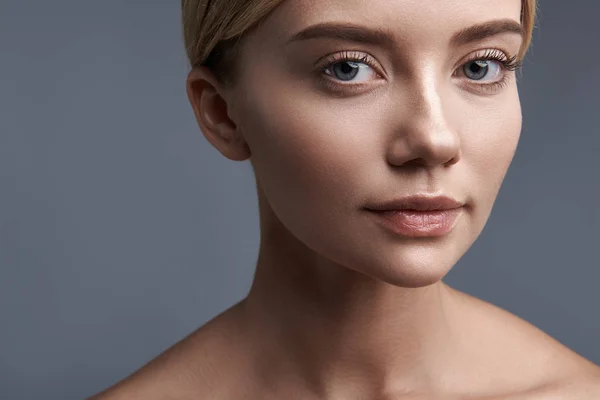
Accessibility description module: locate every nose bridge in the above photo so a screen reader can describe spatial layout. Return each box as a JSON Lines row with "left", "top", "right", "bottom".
{"left": 410, "top": 72, "right": 445, "bottom": 132}
{"left": 387, "top": 67, "right": 461, "bottom": 167}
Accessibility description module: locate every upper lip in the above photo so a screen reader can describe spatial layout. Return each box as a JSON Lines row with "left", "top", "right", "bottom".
{"left": 365, "top": 195, "right": 465, "bottom": 211}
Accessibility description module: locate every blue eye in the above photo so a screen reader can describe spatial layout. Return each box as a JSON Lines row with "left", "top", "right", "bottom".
{"left": 317, "top": 51, "right": 380, "bottom": 85}
{"left": 324, "top": 60, "right": 376, "bottom": 83}
{"left": 463, "top": 60, "right": 502, "bottom": 81}
{"left": 330, "top": 61, "right": 361, "bottom": 81}
{"left": 459, "top": 49, "right": 523, "bottom": 85}
{"left": 315, "top": 49, "right": 522, "bottom": 96}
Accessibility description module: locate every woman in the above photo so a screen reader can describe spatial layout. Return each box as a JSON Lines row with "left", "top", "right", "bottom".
{"left": 91, "top": 0, "right": 600, "bottom": 398}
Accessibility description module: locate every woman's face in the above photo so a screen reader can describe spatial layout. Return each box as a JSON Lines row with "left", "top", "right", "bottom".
{"left": 221, "top": 0, "right": 523, "bottom": 287}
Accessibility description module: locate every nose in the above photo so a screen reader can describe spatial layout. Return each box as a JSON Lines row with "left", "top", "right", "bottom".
{"left": 386, "top": 79, "right": 461, "bottom": 168}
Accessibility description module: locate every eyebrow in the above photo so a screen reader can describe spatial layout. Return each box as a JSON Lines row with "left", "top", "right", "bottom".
{"left": 286, "top": 19, "right": 524, "bottom": 48}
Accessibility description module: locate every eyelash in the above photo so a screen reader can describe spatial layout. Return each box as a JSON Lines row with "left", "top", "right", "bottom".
{"left": 315, "top": 49, "right": 523, "bottom": 95}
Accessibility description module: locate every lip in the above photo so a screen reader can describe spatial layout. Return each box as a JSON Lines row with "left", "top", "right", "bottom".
{"left": 364, "top": 195, "right": 465, "bottom": 237}
{"left": 364, "top": 195, "right": 465, "bottom": 212}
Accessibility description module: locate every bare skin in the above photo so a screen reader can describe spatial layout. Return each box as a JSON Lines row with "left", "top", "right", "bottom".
{"left": 90, "top": 0, "right": 600, "bottom": 398}
{"left": 89, "top": 289, "right": 600, "bottom": 399}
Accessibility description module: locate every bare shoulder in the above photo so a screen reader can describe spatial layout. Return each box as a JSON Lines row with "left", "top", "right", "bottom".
{"left": 495, "top": 368, "right": 600, "bottom": 400}
{"left": 87, "top": 300, "right": 255, "bottom": 400}
{"left": 87, "top": 289, "right": 600, "bottom": 399}
{"left": 448, "top": 286, "right": 600, "bottom": 399}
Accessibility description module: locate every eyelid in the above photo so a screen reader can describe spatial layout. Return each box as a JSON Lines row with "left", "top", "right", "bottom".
{"left": 315, "top": 50, "right": 385, "bottom": 78}
{"left": 455, "top": 48, "right": 521, "bottom": 72}
{"left": 458, "top": 48, "right": 508, "bottom": 62}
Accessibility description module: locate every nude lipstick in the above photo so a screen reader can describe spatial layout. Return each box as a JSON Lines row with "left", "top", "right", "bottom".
{"left": 364, "top": 195, "right": 464, "bottom": 237}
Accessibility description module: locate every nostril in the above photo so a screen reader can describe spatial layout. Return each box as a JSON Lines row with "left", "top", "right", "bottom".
{"left": 400, "top": 157, "right": 430, "bottom": 168}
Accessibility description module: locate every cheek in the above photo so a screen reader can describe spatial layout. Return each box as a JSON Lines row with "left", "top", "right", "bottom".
{"left": 238, "top": 88, "right": 379, "bottom": 215}
{"left": 463, "top": 92, "right": 522, "bottom": 204}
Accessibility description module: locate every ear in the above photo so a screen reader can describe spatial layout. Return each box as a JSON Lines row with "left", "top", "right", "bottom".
{"left": 186, "top": 66, "right": 251, "bottom": 161}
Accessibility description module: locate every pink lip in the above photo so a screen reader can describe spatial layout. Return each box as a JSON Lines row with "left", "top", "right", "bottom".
{"left": 368, "top": 208, "right": 462, "bottom": 237}
{"left": 365, "top": 195, "right": 464, "bottom": 212}
{"left": 364, "top": 195, "right": 465, "bottom": 237}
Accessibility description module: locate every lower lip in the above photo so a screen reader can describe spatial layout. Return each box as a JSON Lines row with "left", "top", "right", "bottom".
{"left": 367, "top": 208, "right": 463, "bottom": 237}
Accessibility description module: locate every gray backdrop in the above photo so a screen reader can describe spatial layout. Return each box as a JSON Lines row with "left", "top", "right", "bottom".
{"left": 1, "top": 1, "right": 598, "bottom": 399}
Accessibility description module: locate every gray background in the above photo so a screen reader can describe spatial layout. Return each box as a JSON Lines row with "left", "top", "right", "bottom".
{"left": 1, "top": 1, "right": 598, "bottom": 399}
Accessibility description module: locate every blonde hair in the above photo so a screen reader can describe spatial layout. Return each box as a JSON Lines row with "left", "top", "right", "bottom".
{"left": 182, "top": 0, "right": 537, "bottom": 86}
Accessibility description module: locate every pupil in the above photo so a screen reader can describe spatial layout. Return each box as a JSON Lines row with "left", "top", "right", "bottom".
{"left": 465, "top": 60, "right": 488, "bottom": 80}
{"left": 334, "top": 62, "right": 359, "bottom": 81}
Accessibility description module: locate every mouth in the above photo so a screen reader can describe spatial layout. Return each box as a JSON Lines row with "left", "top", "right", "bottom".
{"left": 364, "top": 195, "right": 465, "bottom": 237}
{"left": 364, "top": 195, "right": 464, "bottom": 212}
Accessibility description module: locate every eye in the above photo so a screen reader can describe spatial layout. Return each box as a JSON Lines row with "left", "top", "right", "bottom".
{"left": 462, "top": 59, "right": 503, "bottom": 82}
{"left": 324, "top": 60, "right": 378, "bottom": 83}
{"left": 455, "top": 49, "right": 522, "bottom": 86}
{"left": 316, "top": 51, "right": 381, "bottom": 85}
{"left": 453, "top": 49, "right": 523, "bottom": 94}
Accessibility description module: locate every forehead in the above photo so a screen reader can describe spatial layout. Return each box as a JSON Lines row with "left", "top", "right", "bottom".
{"left": 249, "top": 0, "right": 522, "bottom": 49}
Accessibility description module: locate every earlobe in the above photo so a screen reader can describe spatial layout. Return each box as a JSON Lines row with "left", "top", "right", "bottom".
{"left": 186, "top": 67, "right": 251, "bottom": 161}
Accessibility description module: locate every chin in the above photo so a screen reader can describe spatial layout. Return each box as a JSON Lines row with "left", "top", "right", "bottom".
{"left": 362, "top": 252, "right": 459, "bottom": 288}
{"left": 330, "top": 230, "right": 472, "bottom": 289}
{"left": 373, "top": 264, "right": 452, "bottom": 288}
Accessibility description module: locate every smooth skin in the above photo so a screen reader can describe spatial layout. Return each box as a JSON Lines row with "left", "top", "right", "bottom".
{"left": 90, "top": 0, "right": 600, "bottom": 398}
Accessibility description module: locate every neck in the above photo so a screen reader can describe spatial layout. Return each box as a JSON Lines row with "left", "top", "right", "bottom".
{"left": 240, "top": 197, "right": 466, "bottom": 398}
